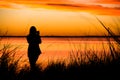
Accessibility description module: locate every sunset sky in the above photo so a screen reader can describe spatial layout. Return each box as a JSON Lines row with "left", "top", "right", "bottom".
{"left": 0, "top": 0, "right": 120, "bottom": 36}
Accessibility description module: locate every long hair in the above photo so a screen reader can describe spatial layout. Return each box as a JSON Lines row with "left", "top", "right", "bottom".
{"left": 29, "top": 26, "right": 36, "bottom": 35}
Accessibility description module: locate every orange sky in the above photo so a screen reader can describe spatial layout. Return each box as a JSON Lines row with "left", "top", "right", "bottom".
{"left": 0, "top": 0, "right": 120, "bottom": 36}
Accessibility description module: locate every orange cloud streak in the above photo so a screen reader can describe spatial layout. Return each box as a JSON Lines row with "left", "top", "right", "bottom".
{"left": 0, "top": 0, "right": 120, "bottom": 15}
{"left": 95, "top": 0, "right": 120, "bottom": 4}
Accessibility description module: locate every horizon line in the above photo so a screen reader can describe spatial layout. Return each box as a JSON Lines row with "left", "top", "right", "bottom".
{"left": 0, "top": 35, "right": 120, "bottom": 38}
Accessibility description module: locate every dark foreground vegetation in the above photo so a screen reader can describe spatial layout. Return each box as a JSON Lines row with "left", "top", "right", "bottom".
{"left": 1, "top": 43, "right": 120, "bottom": 80}
{"left": 0, "top": 19, "right": 120, "bottom": 80}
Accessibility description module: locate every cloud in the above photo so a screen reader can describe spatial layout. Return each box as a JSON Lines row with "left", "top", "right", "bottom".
{"left": 0, "top": 1, "right": 27, "bottom": 9}
{"left": 95, "top": 0, "right": 120, "bottom": 4}
{"left": 0, "top": 0, "right": 120, "bottom": 15}
{"left": 46, "top": 3, "right": 120, "bottom": 10}
{"left": 47, "top": 3, "right": 81, "bottom": 7}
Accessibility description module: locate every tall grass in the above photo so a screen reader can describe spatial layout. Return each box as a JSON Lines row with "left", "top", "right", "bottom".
{"left": 0, "top": 44, "right": 22, "bottom": 80}
{"left": 42, "top": 17, "right": 120, "bottom": 78}
{"left": 0, "top": 17, "right": 120, "bottom": 79}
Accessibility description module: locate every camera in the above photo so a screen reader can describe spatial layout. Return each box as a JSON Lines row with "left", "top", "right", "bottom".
{"left": 36, "top": 31, "right": 39, "bottom": 35}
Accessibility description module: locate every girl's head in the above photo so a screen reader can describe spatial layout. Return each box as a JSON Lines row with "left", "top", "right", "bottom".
{"left": 29, "top": 26, "right": 36, "bottom": 35}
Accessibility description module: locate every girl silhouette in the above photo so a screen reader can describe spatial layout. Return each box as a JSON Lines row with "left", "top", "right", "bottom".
{"left": 27, "top": 26, "right": 42, "bottom": 70}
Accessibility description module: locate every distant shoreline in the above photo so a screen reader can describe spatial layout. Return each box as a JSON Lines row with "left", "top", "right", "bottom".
{"left": 0, "top": 36, "right": 120, "bottom": 38}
